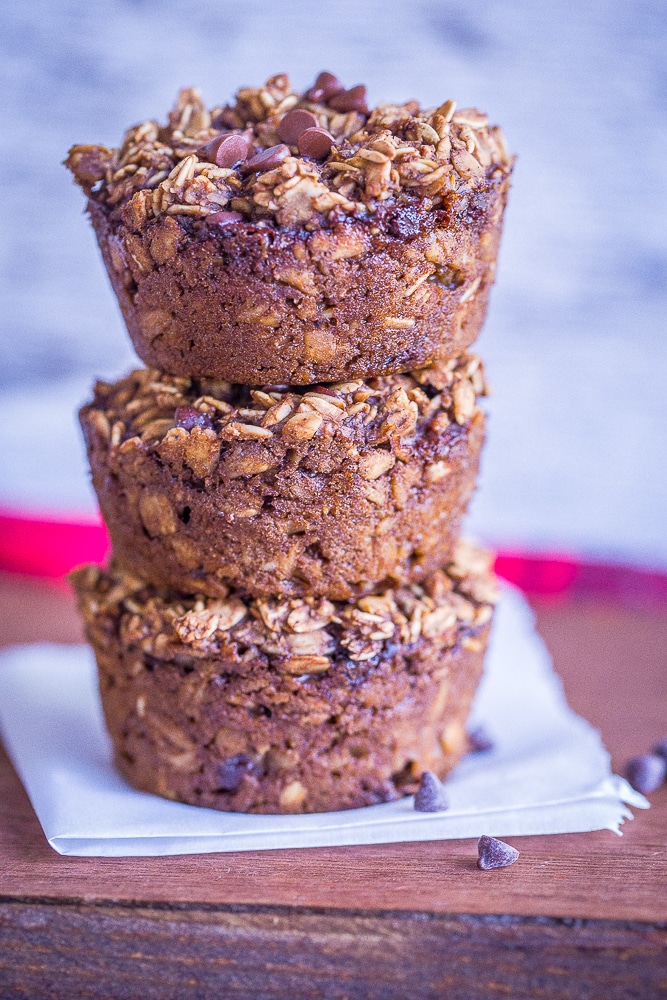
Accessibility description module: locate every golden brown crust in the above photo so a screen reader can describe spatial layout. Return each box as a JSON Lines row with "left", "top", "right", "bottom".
{"left": 71, "top": 545, "right": 497, "bottom": 814}
{"left": 66, "top": 74, "right": 513, "bottom": 383}
{"left": 81, "top": 358, "right": 487, "bottom": 599}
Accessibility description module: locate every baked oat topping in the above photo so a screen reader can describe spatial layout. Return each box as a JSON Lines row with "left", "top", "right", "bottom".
{"left": 66, "top": 72, "right": 512, "bottom": 229}
{"left": 73, "top": 538, "right": 498, "bottom": 674}
{"left": 85, "top": 353, "right": 488, "bottom": 456}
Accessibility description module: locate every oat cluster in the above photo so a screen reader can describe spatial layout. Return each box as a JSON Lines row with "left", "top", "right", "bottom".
{"left": 66, "top": 72, "right": 512, "bottom": 228}
{"left": 75, "top": 539, "right": 497, "bottom": 674}
{"left": 86, "top": 354, "right": 486, "bottom": 483}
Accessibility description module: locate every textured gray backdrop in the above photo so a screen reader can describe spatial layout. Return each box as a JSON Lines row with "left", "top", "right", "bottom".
{"left": 1, "top": 0, "right": 665, "bottom": 566}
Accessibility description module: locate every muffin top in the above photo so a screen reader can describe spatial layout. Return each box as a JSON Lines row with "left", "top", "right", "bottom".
{"left": 66, "top": 71, "right": 512, "bottom": 231}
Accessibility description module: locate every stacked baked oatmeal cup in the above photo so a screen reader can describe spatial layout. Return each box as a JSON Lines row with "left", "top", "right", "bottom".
{"left": 66, "top": 73, "right": 512, "bottom": 813}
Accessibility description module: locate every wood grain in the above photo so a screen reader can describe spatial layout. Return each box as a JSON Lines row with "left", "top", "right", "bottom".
{"left": 1, "top": 576, "right": 666, "bottom": 997}
{"left": 1, "top": 902, "right": 665, "bottom": 1000}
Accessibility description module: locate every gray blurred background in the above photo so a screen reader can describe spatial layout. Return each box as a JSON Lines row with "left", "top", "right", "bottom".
{"left": 1, "top": 0, "right": 665, "bottom": 566}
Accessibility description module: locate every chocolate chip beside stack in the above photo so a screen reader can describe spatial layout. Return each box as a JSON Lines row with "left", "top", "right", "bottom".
{"left": 477, "top": 835, "right": 520, "bottom": 870}
{"left": 67, "top": 72, "right": 512, "bottom": 814}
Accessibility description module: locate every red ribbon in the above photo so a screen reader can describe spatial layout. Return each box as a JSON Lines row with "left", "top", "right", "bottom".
{"left": 0, "top": 510, "right": 110, "bottom": 578}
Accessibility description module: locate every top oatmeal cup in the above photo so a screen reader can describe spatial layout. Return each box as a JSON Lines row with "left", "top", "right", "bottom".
{"left": 66, "top": 72, "right": 513, "bottom": 384}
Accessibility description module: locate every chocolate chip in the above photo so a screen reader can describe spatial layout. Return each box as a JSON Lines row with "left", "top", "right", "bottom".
{"left": 242, "top": 144, "right": 291, "bottom": 174}
{"left": 197, "top": 135, "right": 225, "bottom": 163}
{"left": 386, "top": 204, "right": 423, "bottom": 240}
{"left": 467, "top": 725, "right": 494, "bottom": 754}
{"left": 218, "top": 754, "right": 255, "bottom": 792}
{"left": 298, "top": 127, "right": 335, "bottom": 160}
{"left": 197, "top": 133, "right": 250, "bottom": 168}
{"left": 216, "top": 134, "right": 251, "bottom": 168}
{"left": 328, "top": 85, "right": 369, "bottom": 115}
{"left": 206, "top": 211, "right": 244, "bottom": 226}
{"left": 414, "top": 771, "right": 449, "bottom": 812}
{"left": 305, "top": 71, "right": 345, "bottom": 103}
{"left": 310, "top": 385, "right": 340, "bottom": 397}
{"left": 652, "top": 739, "right": 667, "bottom": 763}
{"left": 477, "top": 835, "right": 520, "bottom": 870}
{"left": 625, "top": 753, "right": 666, "bottom": 794}
{"left": 277, "top": 109, "right": 319, "bottom": 145}
{"left": 175, "top": 406, "right": 214, "bottom": 431}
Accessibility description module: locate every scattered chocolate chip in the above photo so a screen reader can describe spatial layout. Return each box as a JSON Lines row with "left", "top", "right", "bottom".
{"left": 298, "top": 127, "right": 335, "bottom": 160}
{"left": 386, "top": 204, "right": 423, "bottom": 240}
{"left": 310, "top": 385, "right": 340, "bottom": 397}
{"left": 197, "top": 133, "right": 250, "bottom": 168}
{"left": 477, "top": 835, "right": 520, "bottom": 870}
{"left": 328, "top": 85, "right": 369, "bottom": 115}
{"left": 467, "top": 725, "right": 495, "bottom": 754}
{"left": 414, "top": 771, "right": 449, "bottom": 812}
{"left": 305, "top": 71, "right": 345, "bottom": 103}
{"left": 206, "top": 211, "right": 244, "bottom": 226}
{"left": 277, "top": 109, "right": 319, "bottom": 145}
{"left": 242, "top": 143, "right": 291, "bottom": 174}
{"left": 218, "top": 754, "right": 256, "bottom": 793}
{"left": 625, "top": 753, "right": 666, "bottom": 794}
{"left": 652, "top": 739, "right": 667, "bottom": 763}
{"left": 175, "top": 405, "right": 214, "bottom": 431}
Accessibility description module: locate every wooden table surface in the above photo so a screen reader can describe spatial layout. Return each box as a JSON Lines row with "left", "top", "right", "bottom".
{"left": 0, "top": 573, "right": 665, "bottom": 999}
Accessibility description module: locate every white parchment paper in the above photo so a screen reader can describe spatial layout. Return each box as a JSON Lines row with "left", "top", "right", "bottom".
{"left": 0, "top": 587, "right": 646, "bottom": 856}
